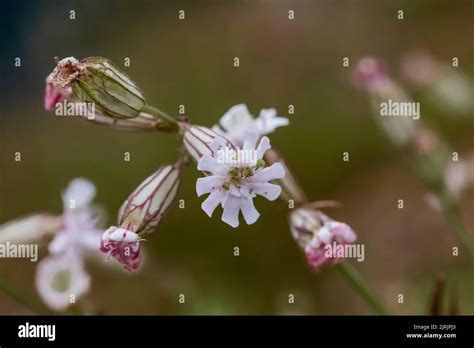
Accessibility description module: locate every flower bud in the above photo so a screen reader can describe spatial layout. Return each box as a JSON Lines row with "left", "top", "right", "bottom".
{"left": 290, "top": 206, "right": 356, "bottom": 269}
{"left": 118, "top": 163, "right": 182, "bottom": 234}
{"left": 182, "top": 125, "right": 216, "bottom": 163}
{"left": 100, "top": 227, "right": 141, "bottom": 271}
{"left": 49, "top": 56, "right": 146, "bottom": 119}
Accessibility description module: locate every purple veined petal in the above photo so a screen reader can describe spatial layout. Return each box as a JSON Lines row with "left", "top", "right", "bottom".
{"left": 240, "top": 196, "right": 260, "bottom": 225}
{"left": 255, "top": 136, "right": 271, "bottom": 160}
{"left": 35, "top": 254, "right": 90, "bottom": 311}
{"left": 196, "top": 176, "right": 223, "bottom": 196}
{"left": 221, "top": 195, "right": 241, "bottom": 228}
{"left": 250, "top": 163, "right": 286, "bottom": 182}
{"left": 242, "top": 131, "right": 259, "bottom": 152}
{"left": 197, "top": 155, "right": 228, "bottom": 175}
{"left": 201, "top": 190, "right": 227, "bottom": 217}
{"left": 248, "top": 182, "right": 282, "bottom": 201}
{"left": 62, "top": 178, "right": 96, "bottom": 210}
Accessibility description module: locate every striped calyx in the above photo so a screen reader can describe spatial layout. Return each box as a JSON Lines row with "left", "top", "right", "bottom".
{"left": 118, "top": 164, "right": 181, "bottom": 235}
{"left": 52, "top": 56, "right": 146, "bottom": 119}
{"left": 183, "top": 125, "right": 234, "bottom": 163}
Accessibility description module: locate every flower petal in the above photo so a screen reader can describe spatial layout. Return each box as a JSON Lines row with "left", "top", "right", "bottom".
{"left": 222, "top": 195, "right": 241, "bottom": 228}
{"left": 254, "top": 108, "right": 289, "bottom": 135}
{"left": 242, "top": 131, "right": 259, "bottom": 152}
{"left": 240, "top": 196, "right": 260, "bottom": 225}
{"left": 197, "top": 155, "right": 227, "bottom": 175}
{"left": 201, "top": 190, "right": 226, "bottom": 217}
{"left": 219, "top": 104, "right": 254, "bottom": 132}
{"left": 250, "top": 163, "right": 286, "bottom": 182}
{"left": 255, "top": 136, "right": 271, "bottom": 160}
{"left": 36, "top": 254, "right": 90, "bottom": 311}
{"left": 196, "top": 176, "right": 222, "bottom": 196}
{"left": 248, "top": 182, "right": 282, "bottom": 201}
{"left": 62, "top": 178, "right": 96, "bottom": 210}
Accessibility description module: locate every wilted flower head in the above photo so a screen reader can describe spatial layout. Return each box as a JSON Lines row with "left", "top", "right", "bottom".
{"left": 212, "top": 104, "right": 289, "bottom": 145}
{"left": 196, "top": 131, "right": 285, "bottom": 228}
{"left": 48, "top": 56, "right": 146, "bottom": 119}
{"left": 290, "top": 206, "right": 356, "bottom": 269}
{"left": 100, "top": 226, "right": 141, "bottom": 272}
{"left": 35, "top": 178, "right": 103, "bottom": 310}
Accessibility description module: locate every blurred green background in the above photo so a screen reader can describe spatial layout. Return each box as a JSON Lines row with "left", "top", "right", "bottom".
{"left": 1, "top": 0, "right": 473, "bottom": 314}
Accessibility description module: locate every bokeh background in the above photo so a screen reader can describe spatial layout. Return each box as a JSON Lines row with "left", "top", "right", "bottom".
{"left": 1, "top": 0, "right": 473, "bottom": 314}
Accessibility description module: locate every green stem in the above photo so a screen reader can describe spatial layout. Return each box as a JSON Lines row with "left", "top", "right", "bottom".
{"left": 439, "top": 194, "right": 474, "bottom": 263}
{"left": 0, "top": 275, "right": 52, "bottom": 314}
{"left": 337, "top": 262, "right": 390, "bottom": 315}
{"left": 142, "top": 104, "right": 179, "bottom": 132}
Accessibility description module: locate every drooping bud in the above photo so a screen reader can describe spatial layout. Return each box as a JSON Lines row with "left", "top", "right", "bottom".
{"left": 118, "top": 163, "right": 182, "bottom": 235}
{"left": 49, "top": 56, "right": 146, "bottom": 119}
{"left": 100, "top": 227, "right": 141, "bottom": 271}
{"left": 290, "top": 206, "right": 356, "bottom": 269}
{"left": 353, "top": 57, "right": 418, "bottom": 148}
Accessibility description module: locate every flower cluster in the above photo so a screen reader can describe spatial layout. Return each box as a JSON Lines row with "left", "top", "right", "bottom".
{"left": 0, "top": 56, "right": 362, "bottom": 311}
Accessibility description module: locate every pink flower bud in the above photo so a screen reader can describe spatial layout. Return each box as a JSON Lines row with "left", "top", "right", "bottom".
{"left": 290, "top": 207, "right": 356, "bottom": 269}
{"left": 100, "top": 226, "right": 141, "bottom": 271}
{"left": 44, "top": 73, "right": 72, "bottom": 110}
{"left": 352, "top": 57, "right": 389, "bottom": 93}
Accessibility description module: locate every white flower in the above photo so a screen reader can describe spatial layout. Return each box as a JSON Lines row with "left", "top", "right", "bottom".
{"left": 36, "top": 253, "right": 91, "bottom": 311}
{"left": 35, "top": 178, "right": 103, "bottom": 310}
{"left": 212, "top": 104, "right": 289, "bottom": 145}
{"left": 196, "top": 131, "right": 285, "bottom": 228}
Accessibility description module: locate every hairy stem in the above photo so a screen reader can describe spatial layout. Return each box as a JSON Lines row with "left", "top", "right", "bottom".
{"left": 337, "top": 262, "right": 390, "bottom": 315}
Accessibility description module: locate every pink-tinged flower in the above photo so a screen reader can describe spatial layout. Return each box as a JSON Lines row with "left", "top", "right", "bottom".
{"left": 352, "top": 57, "right": 389, "bottom": 93}
{"left": 44, "top": 73, "right": 72, "bottom": 110}
{"left": 196, "top": 131, "right": 285, "bottom": 228}
{"left": 290, "top": 207, "right": 356, "bottom": 269}
{"left": 100, "top": 163, "right": 181, "bottom": 271}
{"left": 100, "top": 227, "right": 141, "bottom": 272}
{"left": 35, "top": 253, "right": 90, "bottom": 311}
{"left": 34, "top": 178, "right": 103, "bottom": 310}
{"left": 212, "top": 104, "right": 289, "bottom": 145}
